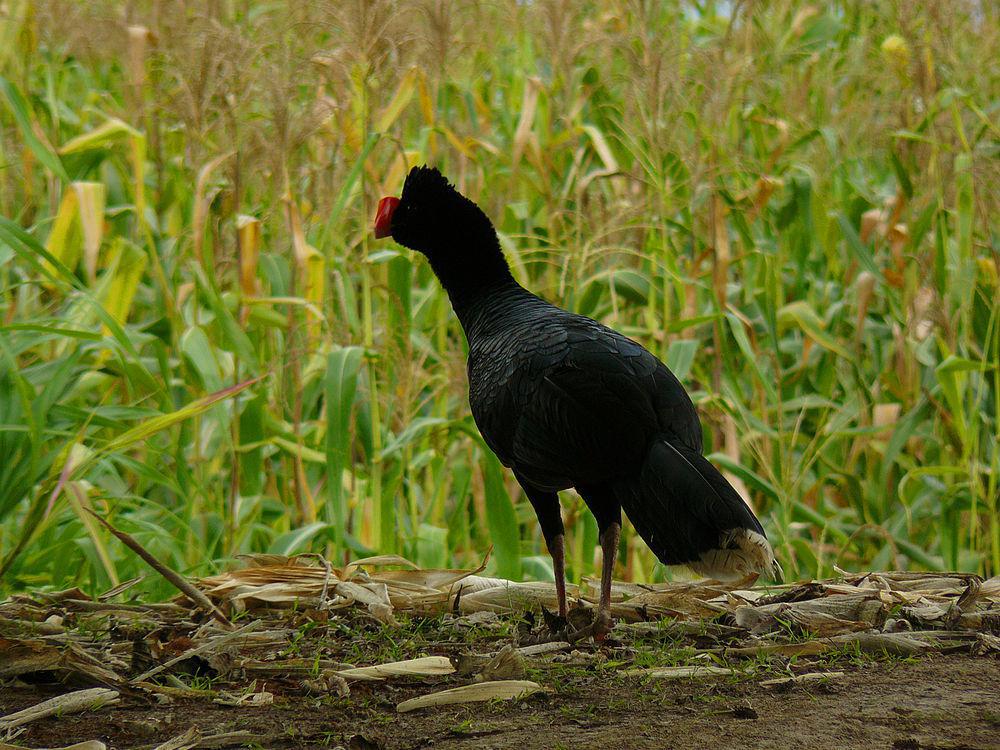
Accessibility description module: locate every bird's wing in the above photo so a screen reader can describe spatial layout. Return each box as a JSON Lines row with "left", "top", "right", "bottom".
{"left": 474, "top": 316, "right": 701, "bottom": 490}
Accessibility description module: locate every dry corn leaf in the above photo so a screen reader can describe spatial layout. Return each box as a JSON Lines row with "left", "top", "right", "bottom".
{"left": 0, "top": 743, "right": 106, "bottom": 750}
{"left": 581, "top": 124, "right": 619, "bottom": 173}
{"left": 0, "top": 636, "right": 64, "bottom": 677}
{"left": 336, "top": 656, "right": 454, "bottom": 680}
{"left": 0, "top": 637, "right": 124, "bottom": 686}
{"left": 396, "top": 680, "right": 541, "bottom": 713}
{"left": 126, "top": 25, "right": 151, "bottom": 89}
{"left": 511, "top": 77, "right": 541, "bottom": 167}
{"left": 974, "top": 632, "right": 1000, "bottom": 655}
{"left": 761, "top": 671, "right": 845, "bottom": 687}
{"left": 98, "top": 239, "right": 147, "bottom": 328}
{"left": 473, "top": 644, "right": 526, "bottom": 681}
{"left": 192, "top": 152, "right": 233, "bottom": 265}
{"left": 375, "top": 67, "right": 420, "bottom": 133}
{"left": 214, "top": 690, "right": 273, "bottom": 707}
{"left": 188, "top": 558, "right": 1000, "bottom": 642}
{"left": 441, "top": 127, "right": 475, "bottom": 158}
{"left": 872, "top": 402, "right": 901, "bottom": 432}
{"left": 455, "top": 581, "right": 568, "bottom": 614}
{"left": 346, "top": 554, "right": 421, "bottom": 571}
{"left": 381, "top": 150, "right": 422, "bottom": 196}
{"left": 151, "top": 727, "right": 199, "bottom": 750}
{"left": 43, "top": 181, "right": 106, "bottom": 284}
{"left": 285, "top": 191, "right": 325, "bottom": 344}
{"left": 55, "top": 119, "right": 145, "bottom": 237}
{"left": 236, "top": 214, "right": 260, "bottom": 298}
{"left": 734, "top": 593, "right": 886, "bottom": 636}
{"left": 75, "top": 182, "right": 107, "bottom": 282}
{"left": 0, "top": 688, "right": 119, "bottom": 730}
{"left": 623, "top": 665, "right": 736, "bottom": 679}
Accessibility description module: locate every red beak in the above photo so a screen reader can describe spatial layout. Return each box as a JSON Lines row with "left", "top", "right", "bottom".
{"left": 373, "top": 196, "right": 400, "bottom": 239}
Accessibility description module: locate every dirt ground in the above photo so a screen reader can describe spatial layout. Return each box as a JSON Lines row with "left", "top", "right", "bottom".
{"left": 3, "top": 653, "right": 998, "bottom": 750}
{"left": 4, "top": 568, "right": 999, "bottom": 750}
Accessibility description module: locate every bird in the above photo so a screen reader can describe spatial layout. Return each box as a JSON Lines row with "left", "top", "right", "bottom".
{"left": 373, "top": 166, "right": 780, "bottom": 638}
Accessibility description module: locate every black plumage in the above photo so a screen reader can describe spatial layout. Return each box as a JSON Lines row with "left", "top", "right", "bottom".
{"left": 376, "top": 166, "right": 779, "bottom": 636}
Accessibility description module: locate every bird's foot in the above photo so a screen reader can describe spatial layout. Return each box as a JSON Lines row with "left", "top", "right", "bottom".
{"left": 564, "top": 607, "right": 614, "bottom": 645}
{"left": 592, "top": 608, "right": 614, "bottom": 644}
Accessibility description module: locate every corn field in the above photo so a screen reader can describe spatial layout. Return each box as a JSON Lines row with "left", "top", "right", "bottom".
{"left": 0, "top": 0, "right": 997, "bottom": 598}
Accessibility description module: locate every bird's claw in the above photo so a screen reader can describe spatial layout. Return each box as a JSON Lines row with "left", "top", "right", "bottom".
{"left": 541, "top": 605, "right": 614, "bottom": 644}
{"left": 592, "top": 609, "right": 614, "bottom": 644}
{"left": 563, "top": 609, "right": 614, "bottom": 645}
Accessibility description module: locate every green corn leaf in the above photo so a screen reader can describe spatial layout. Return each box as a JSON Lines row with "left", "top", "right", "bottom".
{"left": 99, "top": 239, "right": 147, "bottom": 327}
{"left": 180, "top": 326, "right": 224, "bottom": 392}
{"left": 415, "top": 523, "right": 449, "bottom": 569}
{"left": 665, "top": 339, "right": 698, "bottom": 380}
{"left": 323, "top": 131, "right": 380, "bottom": 246}
{"left": 58, "top": 117, "right": 141, "bottom": 155}
{"left": 482, "top": 453, "right": 521, "bottom": 580}
{"left": 0, "top": 74, "right": 69, "bottom": 182}
{"left": 191, "top": 263, "right": 259, "bottom": 370}
{"left": 837, "top": 213, "right": 881, "bottom": 279}
{"left": 777, "top": 301, "right": 851, "bottom": 359}
{"left": 96, "top": 377, "right": 262, "bottom": 461}
{"left": 272, "top": 436, "right": 327, "bottom": 464}
{"left": 707, "top": 452, "right": 780, "bottom": 502}
{"left": 379, "top": 417, "right": 448, "bottom": 459}
{"left": 0, "top": 216, "right": 158, "bottom": 387}
{"left": 239, "top": 393, "right": 265, "bottom": 497}
{"left": 936, "top": 354, "right": 995, "bottom": 373}
{"left": 268, "top": 522, "right": 331, "bottom": 556}
{"left": 325, "top": 346, "right": 364, "bottom": 552}
{"left": 0, "top": 323, "right": 102, "bottom": 341}
{"left": 725, "top": 313, "right": 777, "bottom": 400}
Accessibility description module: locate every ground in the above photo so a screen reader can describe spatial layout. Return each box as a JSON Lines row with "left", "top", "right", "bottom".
{"left": 2, "top": 643, "right": 998, "bottom": 749}
{"left": 3, "top": 569, "right": 998, "bottom": 749}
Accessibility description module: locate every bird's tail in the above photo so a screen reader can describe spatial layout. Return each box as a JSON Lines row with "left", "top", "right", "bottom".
{"left": 614, "top": 438, "right": 782, "bottom": 582}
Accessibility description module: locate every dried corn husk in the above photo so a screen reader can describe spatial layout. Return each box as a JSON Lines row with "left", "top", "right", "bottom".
{"left": 761, "top": 671, "right": 845, "bottom": 687}
{"left": 623, "top": 665, "right": 737, "bottom": 679}
{"left": 0, "top": 688, "right": 119, "bottom": 730}
{"left": 336, "top": 656, "right": 455, "bottom": 680}
{"left": 396, "top": 680, "right": 542, "bottom": 713}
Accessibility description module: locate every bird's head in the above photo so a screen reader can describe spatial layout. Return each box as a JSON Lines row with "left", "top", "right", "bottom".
{"left": 373, "top": 166, "right": 501, "bottom": 263}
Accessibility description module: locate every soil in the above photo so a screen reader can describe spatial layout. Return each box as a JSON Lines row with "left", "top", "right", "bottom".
{"left": 3, "top": 654, "right": 998, "bottom": 750}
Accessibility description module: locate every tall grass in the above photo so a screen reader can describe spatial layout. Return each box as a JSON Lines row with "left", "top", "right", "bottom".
{"left": 0, "top": 1, "right": 997, "bottom": 597}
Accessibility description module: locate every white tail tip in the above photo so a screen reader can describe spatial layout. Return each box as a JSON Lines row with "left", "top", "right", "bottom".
{"left": 688, "top": 528, "right": 782, "bottom": 583}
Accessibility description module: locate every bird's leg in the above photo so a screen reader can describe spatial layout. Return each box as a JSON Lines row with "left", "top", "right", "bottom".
{"left": 595, "top": 521, "right": 621, "bottom": 640}
{"left": 515, "top": 475, "right": 566, "bottom": 627}
{"left": 549, "top": 532, "right": 568, "bottom": 618}
{"left": 574, "top": 488, "right": 621, "bottom": 643}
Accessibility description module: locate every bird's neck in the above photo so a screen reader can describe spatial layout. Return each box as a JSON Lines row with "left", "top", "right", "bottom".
{"left": 450, "top": 277, "right": 553, "bottom": 345}
{"left": 426, "top": 240, "right": 520, "bottom": 323}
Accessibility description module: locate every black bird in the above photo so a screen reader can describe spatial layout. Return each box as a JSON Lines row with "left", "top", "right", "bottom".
{"left": 374, "top": 166, "right": 779, "bottom": 636}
